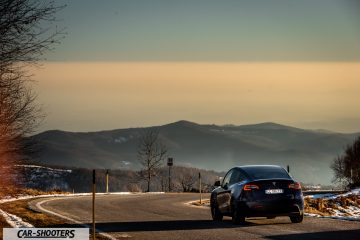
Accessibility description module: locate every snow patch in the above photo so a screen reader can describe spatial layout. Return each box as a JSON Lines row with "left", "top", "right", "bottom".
{"left": 16, "top": 165, "right": 72, "bottom": 173}
{"left": 121, "top": 161, "right": 131, "bottom": 166}
{"left": 0, "top": 209, "right": 34, "bottom": 228}
{"left": 305, "top": 188, "right": 360, "bottom": 221}
{"left": 16, "top": 165, "right": 72, "bottom": 191}
{"left": 304, "top": 212, "right": 360, "bottom": 221}
{"left": 306, "top": 193, "right": 336, "bottom": 199}
{"left": 114, "top": 137, "right": 128, "bottom": 143}
{"left": 112, "top": 135, "right": 135, "bottom": 144}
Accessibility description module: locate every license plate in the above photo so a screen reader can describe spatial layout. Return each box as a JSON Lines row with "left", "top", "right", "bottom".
{"left": 265, "top": 189, "right": 283, "bottom": 194}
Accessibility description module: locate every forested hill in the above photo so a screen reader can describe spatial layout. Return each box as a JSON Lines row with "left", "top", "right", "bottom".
{"left": 31, "top": 120, "right": 359, "bottom": 184}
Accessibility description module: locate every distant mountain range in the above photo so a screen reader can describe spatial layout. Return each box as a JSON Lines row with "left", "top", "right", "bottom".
{"left": 31, "top": 120, "right": 359, "bottom": 185}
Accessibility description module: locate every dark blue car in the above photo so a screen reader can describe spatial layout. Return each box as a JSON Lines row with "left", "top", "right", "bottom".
{"left": 210, "top": 165, "right": 304, "bottom": 224}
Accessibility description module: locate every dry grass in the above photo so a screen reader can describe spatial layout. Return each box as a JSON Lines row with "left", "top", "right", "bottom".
{"left": 0, "top": 199, "right": 67, "bottom": 227}
{"left": 304, "top": 194, "right": 360, "bottom": 216}
{"left": 19, "top": 188, "right": 70, "bottom": 196}
{"left": 0, "top": 187, "right": 70, "bottom": 199}
{"left": 304, "top": 198, "right": 333, "bottom": 216}
{"left": 0, "top": 199, "right": 112, "bottom": 240}
{"left": 0, "top": 188, "right": 70, "bottom": 239}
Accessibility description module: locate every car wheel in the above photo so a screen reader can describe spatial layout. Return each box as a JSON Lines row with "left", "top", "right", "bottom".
{"left": 290, "top": 213, "right": 303, "bottom": 223}
{"left": 232, "top": 206, "right": 245, "bottom": 225}
{"left": 211, "top": 199, "right": 223, "bottom": 221}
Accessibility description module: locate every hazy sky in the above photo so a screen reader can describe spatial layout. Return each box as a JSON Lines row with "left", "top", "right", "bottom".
{"left": 32, "top": 1, "right": 360, "bottom": 133}
{"left": 34, "top": 62, "right": 360, "bottom": 133}
{"left": 47, "top": 0, "right": 360, "bottom": 62}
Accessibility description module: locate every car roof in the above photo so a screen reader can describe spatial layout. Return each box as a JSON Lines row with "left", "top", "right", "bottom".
{"left": 235, "top": 165, "right": 285, "bottom": 171}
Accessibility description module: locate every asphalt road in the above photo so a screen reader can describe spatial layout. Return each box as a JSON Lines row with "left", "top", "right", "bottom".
{"left": 33, "top": 193, "right": 360, "bottom": 240}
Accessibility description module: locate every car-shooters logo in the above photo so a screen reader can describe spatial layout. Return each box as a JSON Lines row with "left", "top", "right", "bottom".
{"left": 3, "top": 228, "right": 89, "bottom": 240}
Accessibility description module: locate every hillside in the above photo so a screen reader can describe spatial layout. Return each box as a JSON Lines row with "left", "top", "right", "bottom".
{"left": 31, "top": 121, "right": 359, "bottom": 184}
{"left": 18, "top": 165, "right": 222, "bottom": 193}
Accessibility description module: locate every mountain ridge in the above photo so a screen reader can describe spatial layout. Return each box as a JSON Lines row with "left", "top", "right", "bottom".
{"left": 31, "top": 120, "right": 360, "bottom": 185}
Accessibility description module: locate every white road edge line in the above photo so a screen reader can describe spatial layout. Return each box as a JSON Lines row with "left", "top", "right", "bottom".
{"left": 35, "top": 198, "right": 120, "bottom": 240}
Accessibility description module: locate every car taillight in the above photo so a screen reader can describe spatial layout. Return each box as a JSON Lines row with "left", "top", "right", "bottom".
{"left": 243, "top": 184, "right": 259, "bottom": 191}
{"left": 288, "top": 182, "right": 301, "bottom": 190}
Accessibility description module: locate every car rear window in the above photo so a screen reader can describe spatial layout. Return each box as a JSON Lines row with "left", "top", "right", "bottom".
{"left": 243, "top": 166, "right": 290, "bottom": 180}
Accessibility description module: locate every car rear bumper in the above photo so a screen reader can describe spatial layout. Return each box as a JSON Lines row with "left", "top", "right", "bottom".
{"left": 238, "top": 200, "right": 304, "bottom": 217}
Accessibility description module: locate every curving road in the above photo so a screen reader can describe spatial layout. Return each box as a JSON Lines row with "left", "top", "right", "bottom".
{"left": 32, "top": 193, "right": 360, "bottom": 240}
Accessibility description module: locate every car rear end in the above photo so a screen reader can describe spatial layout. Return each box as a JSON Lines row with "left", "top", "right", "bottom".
{"left": 239, "top": 178, "right": 304, "bottom": 218}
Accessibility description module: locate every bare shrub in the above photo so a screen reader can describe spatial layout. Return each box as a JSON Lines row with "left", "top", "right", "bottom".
{"left": 127, "top": 183, "right": 141, "bottom": 192}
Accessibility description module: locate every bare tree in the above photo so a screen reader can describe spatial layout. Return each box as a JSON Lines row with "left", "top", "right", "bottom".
{"left": 0, "top": 0, "right": 64, "bottom": 67}
{"left": 331, "top": 155, "right": 347, "bottom": 186}
{"left": 0, "top": 0, "right": 64, "bottom": 193}
{"left": 331, "top": 136, "right": 360, "bottom": 188}
{"left": 180, "top": 173, "right": 196, "bottom": 192}
{"left": 137, "top": 129, "right": 167, "bottom": 192}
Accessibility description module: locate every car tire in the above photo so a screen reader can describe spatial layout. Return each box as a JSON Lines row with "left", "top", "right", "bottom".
{"left": 211, "top": 198, "right": 223, "bottom": 221}
{"left": 290, "top": 213, "right": 303, "bottom": 223}
{"left": 232, "top": 206, "right": 245, "bottom": 225}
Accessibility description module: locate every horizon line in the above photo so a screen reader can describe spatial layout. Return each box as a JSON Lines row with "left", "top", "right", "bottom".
{"left": 33, "top": 120, "right": 360, "bottom": 135}
{"left": 40, "top": 60, "right": 360, "bottom": 64}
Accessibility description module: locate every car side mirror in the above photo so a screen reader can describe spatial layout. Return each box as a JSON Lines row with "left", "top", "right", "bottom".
{"left": 214, "top": 180, "right": 221, "bottom": 187}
